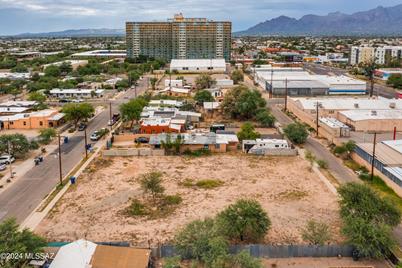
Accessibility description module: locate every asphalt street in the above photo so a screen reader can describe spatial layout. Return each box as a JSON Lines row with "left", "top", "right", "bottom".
{"left": 0, "top": 78, "right": 149, "bottom": 223}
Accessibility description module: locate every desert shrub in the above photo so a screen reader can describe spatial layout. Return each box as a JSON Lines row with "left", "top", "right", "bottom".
{"left": 163, "top": 256, "right": 181, "bottom": 268}
{"left": 301, "top": 220, "right": 331, "bottom": 245}
{"left": 126, "top": 199, "right": 148, "bottom": 217}
{"left": 316, "top": 159, "right": 328, "bottom": 169}
{"left": 195, "top": 179, "right": 224, "bottom": 189}
{"left": 162, "top": 194, "right": 183, "bottom": 206}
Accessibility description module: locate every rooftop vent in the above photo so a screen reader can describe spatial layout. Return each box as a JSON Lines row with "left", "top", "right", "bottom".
{"left": 390, "top": 102, "right": 396, "bottom": 109}
{"left": 354, "top": 103, "right": 359, "bottom": 108}
{"left": 371, "top": 110, "right": 377, "bottom": 116}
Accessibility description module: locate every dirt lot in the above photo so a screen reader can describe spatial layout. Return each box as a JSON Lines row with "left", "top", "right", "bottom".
{"left": 36, "top": 153, "right": 341, "bottom": 246}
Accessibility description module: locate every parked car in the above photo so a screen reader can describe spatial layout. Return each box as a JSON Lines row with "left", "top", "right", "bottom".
{"left": 0, "top": 163, "right": 6, "bottom": 171}
{"left": 71, "top": 99, "right": 83, "bottom": 103}
{"left": 135, "top": 137, "right": 149, "bottom": 144}
{"left": 90, "top": 128, "right": 109, "bottom": 141}
{"left": 59, "top": 99, "right": 71, "bottom": 103}
{"left": 78, "top": 123, "right": 87, "bottom": 131}
{"left": 107, "top": 120, "right": 116, "bottom": 126}
{"left": 0, "top": 155, "right": 15, "bottom": 165}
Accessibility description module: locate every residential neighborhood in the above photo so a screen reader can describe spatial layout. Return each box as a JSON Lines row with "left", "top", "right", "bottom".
{"left": 1, "top": 3, "right": 402, "bottom": 268}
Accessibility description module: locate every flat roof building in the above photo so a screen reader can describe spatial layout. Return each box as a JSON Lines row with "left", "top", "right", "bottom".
{"left": 126, "top": 14, "right": 231, "bottom": 61}
{"left": 170, "top": 59, "right": 226, "bottom": 73}
{"left": 49, "top": 88, "right": 105, "bottom": 99}
{"left": 71, "top": 50, "right": 126, "bottom": 58}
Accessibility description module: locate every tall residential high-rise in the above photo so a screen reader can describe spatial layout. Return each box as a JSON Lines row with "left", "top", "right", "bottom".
{"left": 126, "top": 13, "right": 231, "bottom": 61}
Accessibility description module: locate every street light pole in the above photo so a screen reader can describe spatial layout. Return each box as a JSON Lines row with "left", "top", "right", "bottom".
{"left": 58, "top": 134, "right": 62, "bottom": 186}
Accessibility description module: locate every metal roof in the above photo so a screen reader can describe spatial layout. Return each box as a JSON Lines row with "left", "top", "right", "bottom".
{"left": 339, "top": 109, "right": 402, "bottom": 121}
{"left": 170, "top": 59, "right": 226, "bottom": 68}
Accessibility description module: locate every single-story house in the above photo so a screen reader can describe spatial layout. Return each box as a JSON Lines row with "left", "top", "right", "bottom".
{"left": 139, "top": 118, "right": 184, "bottom": 134}
{"left": 49, "top": 239, "right": 151, "bottom": 268}
{"left": 0, "top": 109, "right": 65, "bottom": 129}
{"left": 170, "top": 59, "right": 226, "bottom": 73}
{"left": 149, "top": 132, "right": 238, "bottom": 152}
{"left": 49, "top": 88, "right": 105, "bottom": 99}
{"left": 157, "top": 87, "right": 190, "bottom": 97}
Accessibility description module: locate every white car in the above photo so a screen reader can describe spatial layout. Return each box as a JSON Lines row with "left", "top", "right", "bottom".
{"left": 0, "top": 155, "right": 15, "bottom": 165}
{"left": 0, "top": 163, "right": 6, "bottom": 171}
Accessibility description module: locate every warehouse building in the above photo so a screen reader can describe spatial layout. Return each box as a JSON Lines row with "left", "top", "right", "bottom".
{"left": 170, "top": 59, "right": 226, "bottom": 73}
{"left": 266, "top": 80, "right": 329, "bottom": 96}
{"left": 338, "top": 110, "right": 402, "bottom": 132}
{"left": 353, "top": 140, "right": 402, "bottom": 196}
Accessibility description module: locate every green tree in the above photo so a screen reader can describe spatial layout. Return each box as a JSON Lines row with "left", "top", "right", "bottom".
{"left": 28, "top": 92, "right": 48, "bottom": 110}
{"left": 301, "top": 220, "right": 331, "bottom": 245}
{"left": 128, "top": 70, "right": 141, "bottom": 86}
{"left": 0, "top": 218, "right": 47, "bottom": 268}
{"left": 387, "top": 74, "right": 402, "bottom": 89}
{"left": 62, "top": 103, "right": 94, "bottom": 128}
{"left": 38, "top": 128, "right": 57, "bottom": 145}
{"left": 194, "top": 90, "right": 214, "bottom": 104}
{"left": 342, "top": 216, "right": 395, "bottom": 259}
{"left": 28, "top": 92, "right": 46, "bottom": 103}
{"left": 174, "top": 218, "right": 221, "bottom": 260}
{"left": 11, "top": 64, "right": 28, "bottom": 73}
{"left": 119, "top": 98, "right": 148, "bottom": 128}
{"left": 59, "top": 62, "right": 73, "bottom": 75}
{"left": 338, "top": 183, "right": 401, "bottom": 227}
{"left": 221, "top": 86, "right": 266, "bottom": 120}
{"left": 150, "top": 77, "right": 158, "bottom": 90}
{"left": 231, "top": 251, "right": 263, "bottom": 268}
{"left": 255, "top": 109, "right": 275, "bottom": 127}
{"left": 44, "top": 65, "right": 61, "bottom": 77}
{"left": 140, "top": 172, "right": 165, "bottom": 202}
{"left": 195, "top": 74, "right": 216, "bottom": 89}
{"left": 237, "top": 122, "right": 261, "bottom": 141}
{"left": 0, "top": 134, "right": 31, "bottom": 158}
{"left": 161, "top": 134, "right": 184, "bottom": 155}
{"left": 283, "top": 122, "right": 308, "bottom": 144}
{"left": 231, "top": 70, "right": 244, "bottom": 84}
{"left": 216, "top": 199, "right": 270, "bottom": 242}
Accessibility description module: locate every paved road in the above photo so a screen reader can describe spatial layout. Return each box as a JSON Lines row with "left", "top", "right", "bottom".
{"left": 269, "top": 101, "right": 358, "bottom": 184}
{"left": 304, "top": 63, "right": 397, "bottom": 99}
{"left": 0, "top": 78, "right": 149, "bottom": 223}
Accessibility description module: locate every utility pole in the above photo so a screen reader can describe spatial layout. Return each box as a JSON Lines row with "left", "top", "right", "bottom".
{"left": 84, "top": 128, "right": 88, "bottom": 159}
{"left": 369, "top": 75, "right": 374, "bottom": 98}
{"left": 284, "top": 78, "right": 288, "bottom": 112}
{"left": 109, "top": 102, "right": 112, "bottom": 130}
{"left": 371, "top": 132, "right": 377, "bottom": 181}
{"left": 316, "top": 101, "right": 320, "bottom": 137}
{"left": 58, "top": 134, "right": 62, "bottom": 186}
{"left": 7, "top": 141, "right": 13, "bottom": 179}
{"left": 270, "top": 69, "right": 273, "bottom": 98}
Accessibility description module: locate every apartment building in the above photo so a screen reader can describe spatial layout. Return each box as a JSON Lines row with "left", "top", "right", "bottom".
{"left": 350, "top": 46, "right": 402, "bottom": 65}
{"left": 126, "top": 13, "right": 231, "bottom": 61}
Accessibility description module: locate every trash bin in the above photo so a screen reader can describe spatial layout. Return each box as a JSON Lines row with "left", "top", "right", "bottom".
{"left": 64, "top": 137, "right": 69, "bottom": 144}
{"left": 70, "top": 176, "right": 76, "bottom": 184}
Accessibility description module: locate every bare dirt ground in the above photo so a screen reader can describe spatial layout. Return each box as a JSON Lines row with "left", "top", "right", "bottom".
{"left": 261, "top": 257, "right": 388, "bottom": 268}
{"left": 36, "top": 153, "right": 341, "bottom": 246}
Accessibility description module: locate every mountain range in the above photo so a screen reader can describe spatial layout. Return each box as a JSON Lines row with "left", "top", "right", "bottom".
{"left": 13, "top": 28, "right": 125, "bottom": 38}
{"left": 8, "top": 4, "right": 402, "bottom": 37}
{"left": 236, "top": 4, "right": 402, "bottom": 36}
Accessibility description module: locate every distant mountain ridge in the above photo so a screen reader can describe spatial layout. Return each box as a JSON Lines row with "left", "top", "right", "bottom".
{"left": 236, "top": 4, "right": 402, "bottom": 36}
{"left": 13, "top": 28, "right": 125, "bottom": 37}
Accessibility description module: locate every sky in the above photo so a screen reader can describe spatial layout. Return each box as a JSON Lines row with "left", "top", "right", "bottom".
{"left": 0, "top": 0, "right": 401, "bottom": 35}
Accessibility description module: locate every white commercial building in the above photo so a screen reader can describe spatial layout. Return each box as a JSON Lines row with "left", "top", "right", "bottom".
{"left": 164, "top": 79, "right": 183, "bottom": 88}
{"left": 0, "top": 72, "right": 31, "bottom": 80}
{"left": 49, "top": 88, "right": 105, "bottom": 99}
{"left": 170, "top": 59, "right": 226, "bottom": 73}
{"left": 43, "top": 60, "right": 88, "bottom": 70}
{"left": 314, "top": 75, "right": 367, "bottom": 95}
{"left": 71, "top": 50, "right": 126, "bottom": 58}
